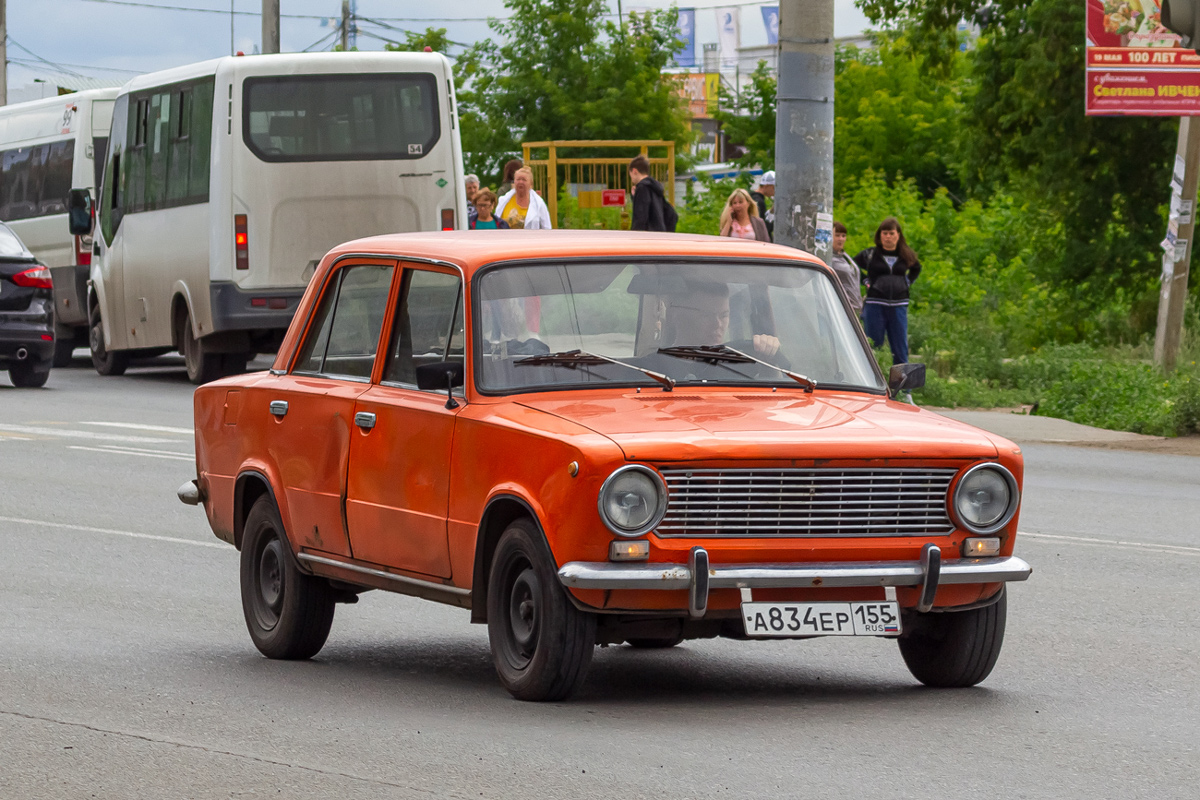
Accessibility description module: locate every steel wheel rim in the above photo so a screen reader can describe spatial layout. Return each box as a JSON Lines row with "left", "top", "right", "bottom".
{"left": 252, "top": 534, "right": 284, "bottom": 631}
{"left": 500, "top": 557, "right": 540, "bottom": 670}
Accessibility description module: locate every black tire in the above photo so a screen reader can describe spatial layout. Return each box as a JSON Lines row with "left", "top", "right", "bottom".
{"left": 52, "top": 325, "right": 77, "bottom": 368}
{"left": 487, "top": 518, "right": 596, "bottom": 701}
{"left": 181, "top": 310, "right": 223, "bottom": 385}
{"left": 8, "top": 360, "right": 50, "bottom": 388}
{"left": 898, "top": 589, "right": 1007, "bottom": 688}
{"left": 222, "top": 352, "right": 250, "bottom": 376}
{"left": 240, "top": 496, "right": 335, "bottom": 660}
{"left": 626, "top": 636, "right": 684, "bottom": 649}
{"left": 89, "top": 302, "right": 128, "bottom": 376}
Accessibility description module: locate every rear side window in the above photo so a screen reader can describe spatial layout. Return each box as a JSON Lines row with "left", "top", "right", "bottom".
{"left": 123, "top": 77, "right": 214, "bottom": 214}
{"left": 294, "top": 264, "right": 395, "bottom": 379}
{"left": 243, "top": 73, "right": 440, "bottom": 162}
{"left": 383, "top": 269, "right": 463, "bottom": 386}
{"left": 0, "top": 139, "right": 75, "bottom": 221}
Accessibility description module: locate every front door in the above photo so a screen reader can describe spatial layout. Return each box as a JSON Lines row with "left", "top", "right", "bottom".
{"left": 345, "top": 265, "right": 464, "bottom": 578}
{"left": 270, "top": 260, "right": 395, "bottom": 556}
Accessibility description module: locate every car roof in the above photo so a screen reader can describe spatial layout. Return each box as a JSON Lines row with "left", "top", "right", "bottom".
{"left": 323, "top": 230, "right": 830, "bottom": 280}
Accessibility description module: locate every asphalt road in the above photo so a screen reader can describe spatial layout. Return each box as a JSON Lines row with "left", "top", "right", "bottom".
{"left": 2, "top": 356, "right": 1198, "bottom": 799}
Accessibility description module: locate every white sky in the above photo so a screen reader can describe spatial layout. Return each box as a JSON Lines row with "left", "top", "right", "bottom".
{"left": 8, "top": 0, "right": 873, "bottom": 88}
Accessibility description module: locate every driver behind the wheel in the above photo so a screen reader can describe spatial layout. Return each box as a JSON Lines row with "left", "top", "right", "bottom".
{"left": 664, "top": 281, "right": 780, "bottom": 357}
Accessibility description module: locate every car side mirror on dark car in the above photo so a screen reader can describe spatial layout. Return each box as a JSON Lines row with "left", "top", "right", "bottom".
{"left": 888, "top": 363, "right": 926, "bottom": 398}
{"left": 67, "top": 189, "right": 94, "bottom": 235}
{"left": 416, "top": 360, "right": 465, "bottom": 409}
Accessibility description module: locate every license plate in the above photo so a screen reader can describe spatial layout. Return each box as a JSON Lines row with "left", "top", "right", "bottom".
{"left": 741, "top": 601, "right": 902, "bottom": 637}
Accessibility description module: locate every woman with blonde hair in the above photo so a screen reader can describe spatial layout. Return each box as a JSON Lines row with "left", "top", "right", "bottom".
{"left": 496, "top": 167, "right": 554, "bottom": 229}
{"left": 719, "top": 188, "right": 770, "bottom": 242}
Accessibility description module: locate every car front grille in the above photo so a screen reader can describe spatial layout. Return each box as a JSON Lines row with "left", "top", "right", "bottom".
{"left": 655, "top": 467, "right": 957, "bottom": 537}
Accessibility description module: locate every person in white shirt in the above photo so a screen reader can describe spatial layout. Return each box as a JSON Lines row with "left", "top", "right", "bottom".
{"left": 496, "top": 167, "right": 553, "bottom": 230}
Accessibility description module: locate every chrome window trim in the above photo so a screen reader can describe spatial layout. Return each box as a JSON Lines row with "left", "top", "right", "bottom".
{"left": 597, "top": 464, "right": 669, "bottom": 538}
{"left": 949, "top": 462, "right": 1020, "bottom": 535}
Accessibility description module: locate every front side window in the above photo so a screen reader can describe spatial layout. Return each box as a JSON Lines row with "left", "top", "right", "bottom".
{"left": 383, "top": 269, "right": 463, "bottom": 386}
{"left": 294, "top": 264, "right": 394, "bottom": 379}
{"left": 243, "top": 73, "right": 440, "bottom": 162}
{"left": 475, "top": 261, "right": 883, "bottom": 394}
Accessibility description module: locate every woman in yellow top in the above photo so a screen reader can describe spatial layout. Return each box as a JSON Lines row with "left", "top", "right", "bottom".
{"left": 496, "top": 167, "right": 553, "bottom": 229}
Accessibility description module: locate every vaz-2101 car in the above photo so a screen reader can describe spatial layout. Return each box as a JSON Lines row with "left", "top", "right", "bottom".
{"left": 182, "top": 231, "right": 1032, "bottom": 701}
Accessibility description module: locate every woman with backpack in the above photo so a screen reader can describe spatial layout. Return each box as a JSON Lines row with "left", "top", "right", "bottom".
{"left": 719, "top": 188, "right": 770, "bottom": 242}
{"left": 853, "top": 216, "right": 921, "bottom": 364}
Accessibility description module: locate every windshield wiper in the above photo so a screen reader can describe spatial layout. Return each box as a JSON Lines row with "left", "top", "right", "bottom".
{"left": 658, "top": 345, "right": 817, "bottom": 393}
{"left": 515, "top": 349, "right": 676, "bottom": 392}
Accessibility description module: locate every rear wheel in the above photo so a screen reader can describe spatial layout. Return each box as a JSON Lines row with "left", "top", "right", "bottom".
{"left": 898, "top": 589, "right": 1007, "bottom": 688}
{"left": 487, "top": 518, "right": 596, "bottom": 701}
{"left": 240, "top": 496, "right": 336, "bottom": 660}
{"left": 181, "top": 310, "right": 223, "bottom": 385}
{"left": 8, "top": 360, "right": 50, "bottom": 388}
{"left": 88, "top": 302, "right": 128, "bottom": 376}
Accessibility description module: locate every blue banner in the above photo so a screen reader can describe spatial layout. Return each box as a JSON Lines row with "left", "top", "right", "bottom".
{"left": 761, "top": 6, "right": 779, "bottom": 46}
{"left": 676, "top": 8, "right": 696, "bottom": 67}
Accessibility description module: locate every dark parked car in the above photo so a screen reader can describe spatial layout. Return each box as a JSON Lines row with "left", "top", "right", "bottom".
{"left": 0, "top": 221, "right": 55, "bottom": 387}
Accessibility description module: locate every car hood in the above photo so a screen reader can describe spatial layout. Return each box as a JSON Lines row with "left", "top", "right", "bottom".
{"left": 516, "top": 391, "right": 1002, "bottom": 462}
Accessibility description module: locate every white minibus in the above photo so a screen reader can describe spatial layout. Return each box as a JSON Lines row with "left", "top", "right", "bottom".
{"left": 0, "top": 88, "right": 118, "bottom": 365}
{"left": 87, "top": 52, "right": 465, "bottom": 383}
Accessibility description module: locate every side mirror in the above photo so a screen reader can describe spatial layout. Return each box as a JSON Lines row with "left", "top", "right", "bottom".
{"left": 67, "top": 189, "right": 94, "bottom": 235}
{"left": 888, "top": 363, "right": 925, "bottom": 398}
{"left": 415, "top": 360, "right": 465, "bottom": 409}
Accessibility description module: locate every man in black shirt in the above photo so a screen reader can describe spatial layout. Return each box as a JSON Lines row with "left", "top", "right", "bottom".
{"left": 629, "top": 155, "right": 668, "bottom": 232}
{"left": 750, "top": 170, "right": 775, "bottom": 241}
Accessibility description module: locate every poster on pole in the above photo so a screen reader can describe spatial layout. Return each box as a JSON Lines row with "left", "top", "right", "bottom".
{"left": 716, "top": 7, "right": 740, "bottom": 68}
{"left": 1085, "top": 0, "right": 1200, "bottom": 115}
{"left": 761, "top": 6, "right": 779, "bottom": 46}
{"left": 676, "top": 8, "right": 696, "bottom": 67}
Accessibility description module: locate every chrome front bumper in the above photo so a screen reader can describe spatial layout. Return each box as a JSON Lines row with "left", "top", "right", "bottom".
{"left": 557, "top": 545, "right": 1032, "bottom": 619}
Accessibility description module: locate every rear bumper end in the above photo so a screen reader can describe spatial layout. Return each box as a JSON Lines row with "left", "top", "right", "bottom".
{"left": 558, "top": 546, "right": 1032, "bottom": 618}
{"left": 210, "top": 282, "right": 305, "bottom": 333}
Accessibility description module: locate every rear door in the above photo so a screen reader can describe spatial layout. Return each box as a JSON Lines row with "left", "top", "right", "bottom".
{"left": 268, "top": 259, "right": 396, "bottom": 556}
{"left": 344, "top": 264, "right": 464, "bottom": 578}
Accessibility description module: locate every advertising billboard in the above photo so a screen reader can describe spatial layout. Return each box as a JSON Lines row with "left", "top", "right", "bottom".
{"left": 1086, "top": 0, "right": 1200, "bottom": 115}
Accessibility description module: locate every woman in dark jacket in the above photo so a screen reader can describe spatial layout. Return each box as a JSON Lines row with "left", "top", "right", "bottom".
{"left": 853, "top": 216, "right": 921, "bottom": 364}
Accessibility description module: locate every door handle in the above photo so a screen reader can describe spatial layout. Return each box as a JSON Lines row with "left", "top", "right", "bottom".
{"left": 269, "top": 400, "right": 288, "bottom": 417}
{"left": 355, "top": 411, "right": 376, "bottom": 430}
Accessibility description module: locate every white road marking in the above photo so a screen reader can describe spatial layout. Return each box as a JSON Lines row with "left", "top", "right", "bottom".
{"left": 0, "top": 423, "right": 175, "bottom": 444}
{"left": 86, "top": 444, "right": 194, "bottom": 457}
{"left": 68, "top": 445, "right": 194, "bottom": 462}
{"left": 79, "top": 421, "right": 193, "bottom": 435}
{"left": 1020, "top": 531, "right": 1200, "bottom": 557}
{"left": 0, "top": 515, "right": 226, "bottom": 549}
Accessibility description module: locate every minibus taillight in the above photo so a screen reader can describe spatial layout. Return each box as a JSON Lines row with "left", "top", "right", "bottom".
{"left": 441, "top": 208, "right": 455, "bottom": 231}
{"left": 235, "top": 214, "right": 249, "bottom": 270}
{"left": 75, "top": 235, "right": 92, "bottom": 266}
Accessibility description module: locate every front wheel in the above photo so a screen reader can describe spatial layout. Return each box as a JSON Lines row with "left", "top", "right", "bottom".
{"left": 89, "top": 303, "right": 128, "bottom": 376}
{"left": 487, "top": 519, "right": 596, "bottom": 701}
{"left": 240, "top": 496, "right": 336, "bottom": 660}
{"left": 898, "top": 589, "right": 1007, "bottom": 688}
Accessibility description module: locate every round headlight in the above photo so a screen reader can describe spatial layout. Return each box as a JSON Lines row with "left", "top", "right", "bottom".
{"left": 952, "top": 464, "right": 1019, "bottom": 534}
{"left": 598, "top": 466, "right": 667, "bottom": 537}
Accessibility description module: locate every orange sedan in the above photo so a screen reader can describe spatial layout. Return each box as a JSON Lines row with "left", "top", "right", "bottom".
{"left": 182, "top": 231, "right": 1031, "bottom": 701}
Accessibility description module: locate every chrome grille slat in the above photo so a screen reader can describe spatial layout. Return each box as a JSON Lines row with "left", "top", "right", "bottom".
{"left": 656, "top": 467, "right": 955, "bottom": 538}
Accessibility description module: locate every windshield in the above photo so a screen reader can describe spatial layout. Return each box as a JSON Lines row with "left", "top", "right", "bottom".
{"left": 475, "top": 261, "right": 883, "bottom": 393}
{"left": 243, "top": 73, "right": 440, "bottom": 162}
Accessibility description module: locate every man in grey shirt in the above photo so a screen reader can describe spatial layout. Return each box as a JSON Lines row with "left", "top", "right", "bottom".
{"left": 830, "top": 221, "right": 863, "bottom": 315}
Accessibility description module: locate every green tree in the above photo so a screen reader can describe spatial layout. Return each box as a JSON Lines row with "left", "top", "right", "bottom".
{"left": 383, "top": 26, "right": 453, "bottom": 54}
{"left": 713, "top": 61, "right": 777, "bottom": 170}
{"left": 456, "top": 0, "right": 692, "bottom": 183}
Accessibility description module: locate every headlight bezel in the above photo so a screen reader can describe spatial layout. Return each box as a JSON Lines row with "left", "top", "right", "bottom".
{"left": 597, "top": 465, "right": 668, "bottom": 538}
{"left": 950, "top": 462, "right": 1020, "bottom": 536}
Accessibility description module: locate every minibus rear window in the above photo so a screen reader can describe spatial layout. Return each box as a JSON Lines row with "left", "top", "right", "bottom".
{"left": 243, "top": 73, "right": 440, "bottom": 162}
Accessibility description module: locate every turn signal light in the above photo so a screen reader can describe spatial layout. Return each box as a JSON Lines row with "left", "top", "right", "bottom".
{"left": 609, "top": 540, "right": 650, "bottom": 562}
{"left": 962, "top": 537, "right": 1001, "bottom": 557}
{"left": 234, "top": 214, "right": 249, "bottom": 270}
{"left": 12, "top": 265, "right": 53, "bottom": 289}
{"left": 441, "top": 208, "right": 455, "bottom": 231}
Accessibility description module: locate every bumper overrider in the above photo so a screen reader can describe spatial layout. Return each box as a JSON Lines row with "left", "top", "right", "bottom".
{"left": 558, "top": 544, "right": 1032, "bottom": 619}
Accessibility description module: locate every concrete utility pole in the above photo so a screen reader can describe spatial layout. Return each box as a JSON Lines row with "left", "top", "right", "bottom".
{"left": 773, "top": 0, "right": 835, "bottom": 262}
{"left": 340, "top": 0, "right": 350, "bottom": 51}
{"left": 262, "top": 0, "right": 280, "bottom": 54}
{"left": 1, "top": 0, "right": 8, "bottom": 107}
{"left": 1155, "top": 116, "right": 1200, "bottom": 371}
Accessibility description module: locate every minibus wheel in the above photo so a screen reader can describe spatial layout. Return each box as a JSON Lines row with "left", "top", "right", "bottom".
{"left": 89, "top": 303, "right": 128, "bottom": 376}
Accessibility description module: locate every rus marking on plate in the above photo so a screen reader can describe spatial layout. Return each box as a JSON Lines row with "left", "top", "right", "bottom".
{"left": 435, "top": 177, "right": 448, "bottom": 188}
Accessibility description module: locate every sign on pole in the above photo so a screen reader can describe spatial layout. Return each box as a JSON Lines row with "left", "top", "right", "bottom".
{"left": 1086, "top": 0, "right": 1200, "bottom": 115}
{"left": 602, "top": 189, "right": 627, "bottom": 207}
